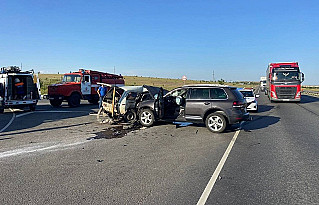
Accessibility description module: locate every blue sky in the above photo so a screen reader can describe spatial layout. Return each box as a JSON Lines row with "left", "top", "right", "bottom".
{"left": 0, "top": 0, "right": 318, "bottom": 84}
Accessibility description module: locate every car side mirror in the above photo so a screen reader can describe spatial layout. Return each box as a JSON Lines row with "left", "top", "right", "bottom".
{"left": 255, "top": 94, "right": 260, "bottom": 98}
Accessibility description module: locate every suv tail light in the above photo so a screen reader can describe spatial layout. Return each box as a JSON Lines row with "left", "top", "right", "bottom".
{"left": 233, "top": 101, "right": 245, "bottom": 108}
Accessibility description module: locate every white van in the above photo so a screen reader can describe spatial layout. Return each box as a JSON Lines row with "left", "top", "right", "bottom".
{"left": 0, "top": 66, "right": 40, "bottom": 113}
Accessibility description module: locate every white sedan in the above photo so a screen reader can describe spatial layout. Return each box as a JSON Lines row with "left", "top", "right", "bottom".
{"left": 239, "top": 89, "right": 259, "bottom": 112}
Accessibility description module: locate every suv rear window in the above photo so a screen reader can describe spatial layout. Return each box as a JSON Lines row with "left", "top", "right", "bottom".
{"left": 231, "top": 88, "right": 244, "bottom": 100}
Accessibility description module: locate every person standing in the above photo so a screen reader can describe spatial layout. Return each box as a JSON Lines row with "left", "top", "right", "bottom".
{"left": 97, "top": 84, "right": 107, "bottom": 108}
{"left": 14, "top": 78, "right": 25, "bottom": 99}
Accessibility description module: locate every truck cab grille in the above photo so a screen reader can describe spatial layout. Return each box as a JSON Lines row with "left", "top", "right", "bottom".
{"left": 275, "top": 86, "right": 297, "bottom": 99}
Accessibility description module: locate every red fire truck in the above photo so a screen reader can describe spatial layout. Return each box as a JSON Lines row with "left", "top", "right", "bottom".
{"left": 265, "top": 62, "right": 304, "bottom": 102}
{"left": 48, "top": 69, "right": 124, "bottom": 107}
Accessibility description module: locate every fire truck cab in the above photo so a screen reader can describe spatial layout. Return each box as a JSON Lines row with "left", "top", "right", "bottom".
{"left": 48, "top": 69, "right": 124, "bottom": 107}
{"left": 0, "top": 66, "right": 40, "bottom": 113}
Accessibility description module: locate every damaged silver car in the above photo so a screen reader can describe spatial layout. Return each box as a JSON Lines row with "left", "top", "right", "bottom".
{"left": 100, "top": 85, "right": 167, "bottom": 123}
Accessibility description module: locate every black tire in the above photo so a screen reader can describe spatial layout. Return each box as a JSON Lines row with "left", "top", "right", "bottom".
{"left": 0, "top": 108, "right": 4, "bottom": 114}
{"left": 68, "top": 93, "right": 81, "bottom": 107}
{"left": 205, "top": 112, "right": 227, "bottom": 133}
{"left": 29, "top": 104, "right": 36, "bottom": 111}
{"left": 50, "top": 99, "right": 63, "bottom": 107}
{"left": 124, "top": 110, "right": 137, "bottom": 123}
{"left": 139, "top": 108, "right": 155, "bottom": 127}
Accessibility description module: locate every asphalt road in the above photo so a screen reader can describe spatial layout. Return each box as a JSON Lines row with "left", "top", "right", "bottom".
{"left": 0, "top": 95, "right": 318, "bottom": 204}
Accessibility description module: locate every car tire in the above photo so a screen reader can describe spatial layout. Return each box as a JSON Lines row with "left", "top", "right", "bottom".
{"left": 0, "top": 108, "right": 4, "bottom": 114}
{"left": 50, "top": 99, "right": 62, "bottom": 107}
{"left": 139, "top": 108, "right": 155, "bottom": 127}
{"left": 124, "top": 110, "right": 137, "bottom": 123}
{"left": 68, "top": 93, "right": 81, "bottom": 107}
{"left": 205, "top": 112, "right": 227, "bottom": 133}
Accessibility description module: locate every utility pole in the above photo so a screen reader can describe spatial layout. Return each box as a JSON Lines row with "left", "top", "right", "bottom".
{"left": 212, "top": 70, "right": 216, "bottom": 82}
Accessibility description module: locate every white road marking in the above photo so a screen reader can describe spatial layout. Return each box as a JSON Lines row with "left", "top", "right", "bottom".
{"left": 16, "top": 112, "right": 34, "bottom": 118}
{"left": 10, "top": 110, "right": 88, "bottom": 120}
{"left": 36, "top": 110, "right": 87, "bottom": 113}
{"left": 197, "top": 130, "right": 241, "bottom": 205}
{"left": 0, "top": 141, "right": 87, "bottom": 159}
{"left": 0, "top": 109, "right": 16, "bottom": 133}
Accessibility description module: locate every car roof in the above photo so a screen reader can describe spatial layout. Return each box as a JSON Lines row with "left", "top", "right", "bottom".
{"left": 182, "top": 84, "right": 235, "bottom": 88}
{"left": 239, "top": 88, "right": 254, "bottom": 92}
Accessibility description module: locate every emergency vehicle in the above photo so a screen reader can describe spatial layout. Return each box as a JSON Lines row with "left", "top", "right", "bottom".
{"left": 48, "top": 69, "right": 125, "bottom": 107}
{"left": 0, "top": 66, "right": 40, "bottom": 113}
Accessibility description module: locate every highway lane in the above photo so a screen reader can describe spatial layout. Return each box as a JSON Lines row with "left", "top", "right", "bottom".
{"left": 0, "top": 100, "right": 238, "bottom": 204}
{"left": 206, "top": 93, "right": 319, "bottom": 204}
{"left": 0, "top": 95, "right": 319, "bottom": 204}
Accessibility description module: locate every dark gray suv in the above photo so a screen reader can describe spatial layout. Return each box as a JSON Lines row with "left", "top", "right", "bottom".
{"left": 137, "top": 84, "right": 250, "bottom": 133}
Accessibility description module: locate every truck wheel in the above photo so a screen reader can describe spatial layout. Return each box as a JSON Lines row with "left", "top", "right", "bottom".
{"left": 68, "top": 93, "right": 81, "bottom": 107}
{"left": 124, "top": 110, "right": 137, "bottom": 123}
{"left": 205, "top": 112, "right": 227, "bottom": 133}
{"left": 139, "top": 109, "right": 155, "bottom": 127}
{"left": 50, "top": 99, "right": 62, "bottom": 107}
{"left": 29, "top": 104, "right": 36, "bottom": 111}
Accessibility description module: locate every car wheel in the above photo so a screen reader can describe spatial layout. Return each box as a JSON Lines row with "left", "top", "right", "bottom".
{"left": 68, "top": 93, "right": 81, "bottom": 107}
{"left": 50, "top": 99, "right": 62, "bottom": 107}
{"left": 0, "top": 108, "right": 4, "bottom": 114}
{"left": 139, "top": 109, "right": 155, "bottom": 127}
{"left": 205, "top": 113, "right": 227, "bottom": 133}
{"left": 124, "top": 110, "right": 137, "bottom": 123}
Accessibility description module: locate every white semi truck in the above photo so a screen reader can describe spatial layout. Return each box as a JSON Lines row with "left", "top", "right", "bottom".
{"left": 260, "top": 76, "right": 266, "bottom": 92}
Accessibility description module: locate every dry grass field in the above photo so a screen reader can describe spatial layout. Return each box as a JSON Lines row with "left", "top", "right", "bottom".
{"left": 38, "top": 74, "right": 257, "bottom": 94}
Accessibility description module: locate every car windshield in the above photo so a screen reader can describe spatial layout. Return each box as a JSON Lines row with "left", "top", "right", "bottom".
{"left": 273, "top": 71, "right": 299, "bottom": 81}
{"left": 240, "top": 90, "right": 254, "bottom": 97}
{"left": 63, "top": 75, "right": 81, "bottom": 83}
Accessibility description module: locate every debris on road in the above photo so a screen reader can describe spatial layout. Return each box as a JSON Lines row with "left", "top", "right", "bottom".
{"left": 174, "top": 122, "right": 193, "bottom": 128}
{"left": 88, "top": 123, "right": 141, "bottom": 140}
